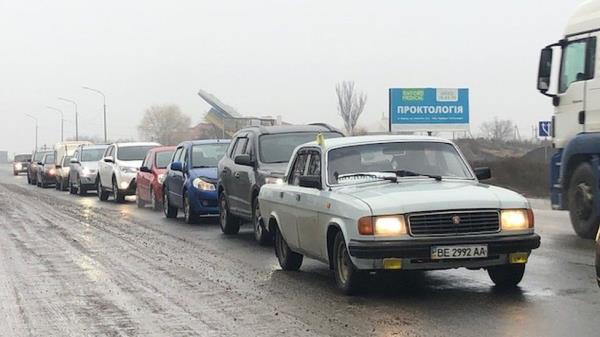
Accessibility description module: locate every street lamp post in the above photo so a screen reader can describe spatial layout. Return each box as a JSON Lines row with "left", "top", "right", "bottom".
{"left": 25, "top": 114, "right": 38, "bottom": 149}
{"left": 58, "top": 97, "right": 78, "bottom": 141}
{"left": 82, "top": 86, "right": 107, "bottom": 143}
{"left": 46, "top": 106, "right": 64, "bottom": 141}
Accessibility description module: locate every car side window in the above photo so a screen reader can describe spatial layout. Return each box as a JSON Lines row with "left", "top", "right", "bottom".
{"left": 73, "top": 150, "right": 79, "bottom": 161}
{"left": 227, "top": 137, "right": 238, "bottom": 158}
{"left": 233, "top": 138, "right": 248, "bottom": 158}
{"left": 288, "top": 152, "right": 309, "bottom": 186}
{"left": 172, "top": 147, "right": 183, "bottom": 163}
{"left": 182, "top": 148, "right": 189, "bottom": 169}
{"left": 142, "top": 152, "right": 151, "bottom": 168}
{"left": 306, "top": 151, "right": 321, "bottom": 177}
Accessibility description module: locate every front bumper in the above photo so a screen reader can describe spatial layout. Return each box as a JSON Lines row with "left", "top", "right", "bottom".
{"left": 188, "top": 188, "right": 218, "bottom": 216}
{"left": 348, "top": 234, "right": 541, "bottom": 271}
{"left": 116, "top": 172, "right": 137, "bottom": 195}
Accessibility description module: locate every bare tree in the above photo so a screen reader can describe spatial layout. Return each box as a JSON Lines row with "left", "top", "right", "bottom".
{"left": 480, "top": 117, "right": 515, "bottom": 141}
{"left": 138, "top": 104, "right": 191, "bottom": 145}
{"left": 336, "top": 81, "right": 367, "bottom": 135}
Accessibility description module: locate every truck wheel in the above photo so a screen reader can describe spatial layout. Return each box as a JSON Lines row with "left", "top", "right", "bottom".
{"left": 163, "top": 190, "right": 178, "bottom": 218}
{"left": 333, "top": 232, "right": 366, "bottom": 295}
{"left": 568, "top": 163, "right": 600, "bottom": 239}
{"left": 112, "top": 179, "right": 125, "bottom": 203}
{"left": 98, "top": 178, "right": 109, "bottom": 201}
{"left": 218, "top": 192, "right": 240, "bottom": 234}
{"left": 183, "top": 192, "right": 198, "bottom": 224}
{"left": 487, "top": 264, "right": 525, "bottom": 288}
{"left": 253, "top": 199, "right": 272, "bottom": 245}
{"left": 274, "top": 226, "right": 303, "bottom": 271}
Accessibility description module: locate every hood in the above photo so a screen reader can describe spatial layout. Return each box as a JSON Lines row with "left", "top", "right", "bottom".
{"left": 337, "top": 180, "right": 529, "bottom": 215}
{"left": 119, "top": 160, "right": 143, "bottom": 168}
{"left": 189, "top": 167, "right": 218, "bottom": 182}
{"left": 258, "top": 162, "right": 288, "bottom": 177}
{"left": 81, "top": 161, "right": 99, "bottom": 170}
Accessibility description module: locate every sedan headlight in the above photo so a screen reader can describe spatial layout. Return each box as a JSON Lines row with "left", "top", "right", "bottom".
{"left": 158, "top": 173, "right": 166, "bottom": 185}
{"left": 501, "top": 209, "right": 534, "bottom": 231}
{"left": 358, "top": 215, "right": 407, "bottom": 236}
{"left": 265, "top": 176, "right": 284, "bottom": 185}
{"left": 48, "top": 168, "right": 56, "bottom": 175}
{"left": 15, "top": 163, "right": 22, "bottom": 170}
{"left": 119, "top": 166, "right": 138, "bottom": 174}
{"left": 81, "top": 167, "right": 96, "bottom": 176}
{"left": 193, "top": 178, "right": 215, "bottom": 191}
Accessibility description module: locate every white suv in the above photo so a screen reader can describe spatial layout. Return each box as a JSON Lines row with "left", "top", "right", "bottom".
{"left": 97, "top": 142, "right": 159, "bottom": 202}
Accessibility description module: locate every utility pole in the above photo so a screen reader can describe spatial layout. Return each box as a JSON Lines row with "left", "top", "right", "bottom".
{"left": 25, "top": 114, "right": 38, "bottom": 149}
{"left": 46, "top": 106, "right": 64, "bottom": 141}
{"left": 58, "top": 97, "right": 78, "bottom": 141}
{"left": 82, "top": 86, "right": 107, "bottom": 142}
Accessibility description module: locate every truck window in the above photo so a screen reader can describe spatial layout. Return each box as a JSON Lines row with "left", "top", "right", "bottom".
{"left": 559, "top": 39, "right": 588, "bottom": 93}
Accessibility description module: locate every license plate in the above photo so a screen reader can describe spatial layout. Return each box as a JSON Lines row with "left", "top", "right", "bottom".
{"left": 431, "top": 244, "right": 488, "bottom": 260}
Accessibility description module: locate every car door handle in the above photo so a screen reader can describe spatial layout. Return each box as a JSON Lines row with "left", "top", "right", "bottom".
{"left": 234, "top": 172, "right": 240, "bottom": 179}
{"left": 295, "top": 194, "right": 301, "bottom": 201}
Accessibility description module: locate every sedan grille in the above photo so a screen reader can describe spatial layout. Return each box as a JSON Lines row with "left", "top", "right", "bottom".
{"left": 408, "top": 210, "right": 500, "bottom": 236}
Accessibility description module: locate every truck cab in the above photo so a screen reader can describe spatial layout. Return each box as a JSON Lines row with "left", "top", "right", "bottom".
{"left": 537, "top": 0, "right": 600, "bottom": 238}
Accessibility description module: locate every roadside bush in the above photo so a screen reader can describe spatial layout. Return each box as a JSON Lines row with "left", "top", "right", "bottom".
{"left": 471, "top": 157, "right": 549, "bottom": 197}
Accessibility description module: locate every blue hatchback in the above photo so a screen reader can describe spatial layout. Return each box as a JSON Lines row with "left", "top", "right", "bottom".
{"left": 163, "top": 139, "right": 230, "bottom": 223}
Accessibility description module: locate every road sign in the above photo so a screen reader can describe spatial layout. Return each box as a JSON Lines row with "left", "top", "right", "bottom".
{"left": 389, "top": 88, "right": 469, "bottom": 132}
{"left": 539, "top": 121, "right": 552, "bottom": 137}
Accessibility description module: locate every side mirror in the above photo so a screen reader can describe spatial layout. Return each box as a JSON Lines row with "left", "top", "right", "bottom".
{"left": 537, "top": 47, "right": 553, "bottom": 93}
{"left": 234, "top": 154, "right": 255, "bottom": 167}
{"left": 170, "top": 161, "right": 183, "bottom": 172}
{"left": 474, "top": 167, "right": 491, "bottom": 181}
{"left": 103, "top": 156, "right": 114, "bottom": 163}
{"left": 70, "top": 158, "right": 79, "bottom": 164}
{"left": 26, "top": 159, "right": 32, "bottom": 163}
{"left": 37, "top": 161, "right": 43, "bottom": 166}
{"left": 299, "top": 175, "right": 322, "bottom": 189}
{"left": 140, "top": 166, "right": 151, "bottom": 173}
{"left": 55, "top": 165, "right": 62, "bottom": 169}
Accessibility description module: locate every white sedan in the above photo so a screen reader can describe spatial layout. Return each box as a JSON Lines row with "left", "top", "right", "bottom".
{"left": 258, "top": 135, "right": 540, "bottom": 295}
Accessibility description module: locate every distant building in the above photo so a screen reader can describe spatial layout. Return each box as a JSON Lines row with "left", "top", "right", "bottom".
{"left": 0, "top": 151, "right": 8, "bottom": 163}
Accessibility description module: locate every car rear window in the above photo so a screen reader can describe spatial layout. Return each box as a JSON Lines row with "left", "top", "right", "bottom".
{"left": 14, "top": 154, "right": 31, "bottom": 162}
{"left": 81, "top": 148, "right": 107, "bottom": 162}
{"left": 259, "top": 132, "right": 342, "bottom": 164}
{"left": 117, "top": 146, "right": 155, "bottom": 161}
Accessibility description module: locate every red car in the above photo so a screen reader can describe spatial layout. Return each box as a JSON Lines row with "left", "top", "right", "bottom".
{"left": 136, "top": 146, "right": 176, "bottom": 210}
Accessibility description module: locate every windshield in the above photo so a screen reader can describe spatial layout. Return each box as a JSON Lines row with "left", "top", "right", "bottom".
{"left": 33, "top": 151, "right": 49, "bottom": 161}
{"left": 117, "top": 146, "right": 154, "bottom": 161}
{"left": 260, "top": 132, "right": 342, "bottom": 164}
{"left": 192, "top": 143, "right": 228, "bottom": 168}
{"left": 327, "top": 142, "right": 472, "bottom": 185}
{"left": 156, "top": 150, "right": 175, "bottom": 169}
{"left": 14, "top": 154, "right": 31, "bottom": 162}
{"left": 43, "top": 154, "right": 55, "bottom": 164}
{"left": 62, "top": 156, "right": 72, "bottom": 166}
{"left": 81, "top": 148, "right": 107, "bottom": 162}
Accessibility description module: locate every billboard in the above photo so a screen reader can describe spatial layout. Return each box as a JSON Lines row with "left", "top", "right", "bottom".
{"left": 389, "top": 88, "right": 469, "bottom": 132}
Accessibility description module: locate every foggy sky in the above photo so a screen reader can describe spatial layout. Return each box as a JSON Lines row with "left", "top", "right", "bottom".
{"left": 0, "top": 0, "right": 581, "bottom": 154}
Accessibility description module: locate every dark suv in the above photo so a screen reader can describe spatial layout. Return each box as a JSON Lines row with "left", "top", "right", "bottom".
{"left": 217, "top": 124, "right": 343, "bottom": 244}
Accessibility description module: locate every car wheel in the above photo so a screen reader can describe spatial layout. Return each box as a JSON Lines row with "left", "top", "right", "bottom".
{"left": 274, "top": 226, "right": 303, "bottom": 271}
{"left": 487, "top": 264, "right": 526, "bottom": 288}
{"left": 218, "top": 192, "right": 240, "bottom": 235}
{"left": 113, "top": 178, "right": 125, "bottom": 203}
{"left": 333, "top": 231, "right": 366, "bottom": 295}
{"left": 163, "top": 189, "right": 178, "bottom": 218}
{"left": 568, "top": 163, "right": 600, "bottom": 239}
{"left": 253, "top": 198, "right": 272, "bottom": 245}
{"left": 136, "top": 190, "right": 145, "bottom": 208}
{"left": 98, "top": 178, "right": 109, "bottom": 201}
{"left": 183, "top": 192, "right": 198, "bottom": 224}
{"left": 151, "top": 188, "right": 161, "bottom": 211}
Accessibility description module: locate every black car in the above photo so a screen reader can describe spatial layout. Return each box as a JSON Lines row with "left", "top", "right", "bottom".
{"left": 27, "top": 149, "right": 51, "bottom": 185}
{"left": 217, "top": 124, "right": 343, "bottom": 244}
{"left": 12, "top": 153, "right": 31, "bottom": 175}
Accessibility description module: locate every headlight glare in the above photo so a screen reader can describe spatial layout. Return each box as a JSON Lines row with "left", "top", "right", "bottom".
{"left": 358, "top": 215, "right": 407, "bottom": 236}
{"left": 265, "top": 176, "right": 284, "bottom": 185}
{"left": 15, "top": 163, "right": 22, "bottom": 170}
{"left": 193, "top": 178, "right": 215, "bottom": 191}
{"left": 501, "top": 209, "right": 532, "bottom": 231}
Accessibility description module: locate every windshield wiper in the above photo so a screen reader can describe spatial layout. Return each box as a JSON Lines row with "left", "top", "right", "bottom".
{"left": 193, "top": 165, "right": 214, "bottom": 168}
{"left": 336, "top": 172, "right": 398, "bottom": 183}
{"left": 385, "top": 170, "right": 442, "bottom": 181}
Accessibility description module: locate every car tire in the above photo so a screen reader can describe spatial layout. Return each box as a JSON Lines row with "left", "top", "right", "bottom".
{"left": 151, "top": 189, "right": 161, "bottom": 211}
{"left": 183, "top": 192, "right": 198, "bottom": 224}
{"left": 568, "top": 163, "right": 600, "bottom": 239}
{"left": 163, "top": 189, "right": 178, "bottom": 218}
{"left": 253, "top": 198, "right": 272, "bottom": 245}
{"left": 113, "top": 178, "right": 125, "bottom": 203}
{"left": 98, "top": 178, "right": 109, "bottom": 201}
{"left": 274, "top": 226, "right": 303, "bottom": 271}
{"left": 218, "top": 192, "right": 240, "bottom": 235}
{"left": 487, "top": 264, "right": 526, "bottom": 288}
{"left": 333, "top": 231, "right": 367, "bottom": 295}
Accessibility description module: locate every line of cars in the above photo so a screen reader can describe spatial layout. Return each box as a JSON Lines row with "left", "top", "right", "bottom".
{"left": 15, "top": 124, "right": 600, "bottom": 294}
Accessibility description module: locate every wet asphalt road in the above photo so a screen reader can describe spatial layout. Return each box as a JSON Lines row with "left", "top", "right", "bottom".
{"left": 0, "top": 165, "right": 598, "bottom": 337}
